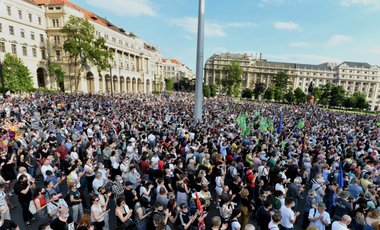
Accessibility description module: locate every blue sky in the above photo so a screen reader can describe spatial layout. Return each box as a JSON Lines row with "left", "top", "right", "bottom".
{"left": 69, "top": 0, "right": 380, "bottom": 73}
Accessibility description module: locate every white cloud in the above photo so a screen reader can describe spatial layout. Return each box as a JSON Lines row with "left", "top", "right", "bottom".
{"left": 358, "top": 48, "right": 380, "bottom": 54}
{"left": 274, "top": 22, "right": 301, "bottom": 30}
{"left": 267, "top": 54, "right": 342, "bottom": 64}
{"left": 171, "top": 17, "right": 254, "bottom": 37}
{"left": 341, "top": 0, "right": 380, "bottom": 7}
{"left": 327, "top": 35, "right": 351, "bottom": 46}
{"left": 86, "top": 0, "right": 157, "bottom": 17}
{"left": 226, "top": 22, "right": 253, "bottom": 27}
{"left": 289, "top": 42, "right": 314, "bottom": 47}
{"left": 183, "top": 35, "right": 193, "bottom": 40}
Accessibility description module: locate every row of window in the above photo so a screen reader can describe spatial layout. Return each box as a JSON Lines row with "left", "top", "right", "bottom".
{"left": 6, "top": 6, "right": 42, "bottom": 25}
{"left": 96, "top": 31, "right": 135, "bottom": 49}
{"left": 0, "top": 42, "right": 61, "bottom": 60}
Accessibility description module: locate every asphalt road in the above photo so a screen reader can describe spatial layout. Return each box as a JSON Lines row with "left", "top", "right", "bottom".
{"left": 8, "top": 178, "right": 310, "bottom": 230}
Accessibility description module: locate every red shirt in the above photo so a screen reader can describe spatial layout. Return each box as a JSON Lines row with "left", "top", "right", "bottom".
{"left": 141, "top": 160, "right": 149, "bottom": 175}
{"left": 57, "top": 146, "right": 68, "bottom": 161}
{"left": 158, "top": 160, "right": 165, "bottom": 171}
{"left": 247, "top": 170, "right": 255, "bottom": 188}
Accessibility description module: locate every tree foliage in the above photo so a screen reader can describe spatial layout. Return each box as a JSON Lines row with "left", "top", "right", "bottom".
{"left": 2, "top": 53, "right": 33, "bottom": 91}
{"left": 319, "top": 82, "right": 334, "bottom": 105}
{"left": 273, "top": 87, "right": 284, "bottom": 101}
{"left": 294, "top": 87, "right": 306, "bottom": 103}
{"left": 165, "top": 78, "right": 174, "bottom": 90}
{"left": 48, "top": 63, "right": 66, "bottom": 85}
{"left": 264, "top": 87, "right": 275, "bottom": 100}
{"left": 253, "top": 82, "right": 266, "bottom": 99}
{"left": 274, "top": 71, "right": 293, "bottom": 90}
{"left": 178, "top": 78, "right": 195, "bottom": 91}
{"left": 285, "top": 89, "right": 295, "bottom": 104}
{"left": 217, "top": 60, "right": 243, "bottom": 96}
{"left": 312, "top": 87, "right": 322, "bottom": 101}
{"left": 330, "top": 85, "right": 346, "bottom": 107}
{"left": 242, "top": 88, "right": 253, "bottom": 99}
{"left": 203, "top": 84, "right": 210, "bottom": 98}
{"left": 351, "top": 92, "right": 368, "bottom": 110}
{"left": 61, "top": 15, "right": 113, "bottom": 91}
{"left": 209, "top": 84, "right": 218, "bottom": 97}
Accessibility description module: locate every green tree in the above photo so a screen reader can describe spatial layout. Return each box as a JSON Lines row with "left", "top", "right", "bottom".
{"left": 285, "top": 89, "right": 295, "bottom": 104}
{"left": 216, "top": 60, "right": 243, "bottom": 96}
{"left": 330, "top": 86, "right": 346, "bottom": 107}
{"left": 294, "top": 87, "right": 306, "bottom": 103}
{"left": 263, "top": 87, "right": 275, "bottom": 100}
{"left": 48, "top": 63, "right": 66, "bottom": 85}
{"left": 273, "top": 87, "right": 284, "bottom": 101}
{"left": 242, "top": 88, "right": 253, "bottom": 99}
{"left": 203, "top": 84, "right": 210, "bottom": 98}
{"left": 61, "top": 15, "right": 114, "bottom": 92}
{"left": 273, "top": 71, "right": 293, "bottom": 90}
{"left": 209, "top": 84, "right": 218, "bottom": 97}
{"left": 312, "top": 87, "right": 322, "bottom": 101}
{"left": 343, "top": 96, "right": 356, "bottom": 108}
{"left": 2, "top": 53, "right": 33, "bottom": 91}
{"left": 351, "top": 92, "right": 368, "bottom": 110}
{"left": 165, "top": 78, "right": 174, "bottom": 90}
{"left": 319, "top": 82, "right": 334, "bottom": 105}
{"left": 253, "top": 82, "right": 266, "bottom": 99}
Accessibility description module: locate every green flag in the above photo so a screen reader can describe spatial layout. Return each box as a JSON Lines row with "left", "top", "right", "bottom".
{"left": 269, "top": 118, "right": 274, "bottom": 132}
{"left": 226, "top": 105, "right": 230, "bottom": 112}
{"left": 295, "top": 121, "right": 305, "bottom": 129}
{"left": 260, "top": 117, "right": 267, "bottom": 132}
{"left": 246, "top": 122, "right": 251, "bottom": 136}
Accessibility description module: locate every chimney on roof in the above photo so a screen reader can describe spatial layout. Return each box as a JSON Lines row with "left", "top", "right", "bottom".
{"left": 244, "top": 53, "right": 247, "bottom": 57}
{"left": 260, "top": 53, "right": 262, "bottom": 60}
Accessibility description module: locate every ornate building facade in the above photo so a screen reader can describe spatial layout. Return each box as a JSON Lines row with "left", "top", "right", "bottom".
{"left": 162, "top": 58, "right": 195, "bottom": 84}
{"left": 0, "top": 0, "right": 165, "bottom": 93}
{"left": 204, "top": 52, "right": 380, "bottom": 111}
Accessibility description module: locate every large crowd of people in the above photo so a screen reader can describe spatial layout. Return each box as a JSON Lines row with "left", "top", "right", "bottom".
{"left": 0, "top": 90, "right": 379, "bottom": 230}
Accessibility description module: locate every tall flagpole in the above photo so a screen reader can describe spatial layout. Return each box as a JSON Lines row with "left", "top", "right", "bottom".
{"left": 194, "top": 0, "right": 205, "bottom": 122}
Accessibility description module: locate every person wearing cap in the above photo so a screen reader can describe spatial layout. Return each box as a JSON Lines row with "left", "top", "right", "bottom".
{"left": 124, "top": 181, "right": 138, "bottom": 209}
{"left": 308, "top": 202, "right": 331, "bottom": 230}
{"left": 334, "top": 191, "right": 354, "bottom": 221}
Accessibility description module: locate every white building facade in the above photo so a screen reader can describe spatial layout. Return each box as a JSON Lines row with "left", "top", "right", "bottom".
{"left": 0, "top": 0, "right": 164, "bottom": 93}
{"left": 205, "top": 52, "right": 380, "bottom": 111}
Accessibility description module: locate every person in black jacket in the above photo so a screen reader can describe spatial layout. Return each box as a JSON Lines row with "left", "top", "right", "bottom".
{"left": 13, "top": 175, "right": 37, "bottom": 226}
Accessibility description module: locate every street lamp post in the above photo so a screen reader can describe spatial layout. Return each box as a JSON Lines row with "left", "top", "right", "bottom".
{"left": 194, "top": 0, "right": 205, "bottom": 122}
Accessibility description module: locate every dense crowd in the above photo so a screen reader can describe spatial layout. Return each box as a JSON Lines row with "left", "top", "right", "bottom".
{"left": 0, "top": 91, "right": 379, "bottom": 230}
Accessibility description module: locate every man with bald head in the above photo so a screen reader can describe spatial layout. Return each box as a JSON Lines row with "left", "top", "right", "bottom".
{"left": 332, "top": 214, "right": 351, "bottom": 230}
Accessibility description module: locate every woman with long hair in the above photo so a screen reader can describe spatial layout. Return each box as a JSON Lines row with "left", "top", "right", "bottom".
{"left": 134, "top": 197, "right": 151, "bottom": 230}
{"left": 98, "top": 187, "right": 111, "bottom": 230}
{"left": 90, "top": 195, "right": 110, "bottom": 230}
{"left": 32, "top": 187, "right": 52, "bottom": 223}
{"left": 352, "top": 204, "right": 368, "bottom": 230}
{"left": 220, "top": 197, "right": 234, "bottom": 223}
{"left": 77, "top": 214, "right": 94, "bottom": 230}
{"left": 230, "top": 208, "right": 241, "bottom": 230}
{"left": 139, "top": 180, "right": 154, "bottom": 203}
{"left": 215, "top": 169, "right": 224, "bottom": 208}
{"left": 167, "top": 198, "right": 179, "bottom": 230}
{"left": 197, "top": 169, "right": 209, "bottom": 186}
{"left": 14, "top": 174, "right": 36, "bottom": 226}
{"left": 84, "top": 158, "right": 96, "bottom": 195}
{"left": 239, "top": 189, "right": 254, "bottom": 230}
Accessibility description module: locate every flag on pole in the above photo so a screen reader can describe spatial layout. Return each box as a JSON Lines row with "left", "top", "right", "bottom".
{"left": 246, "top": 122, "right": 251, "bottom": 136}
{"left": 226, "top": 105, "right": 230, "bottom": 112}
{"left": 277, "top": 115, "right": 282, "bottom": 134}
{"left": 163, "top": 90, "right": 169, "bottom": 99}
{"left": 213, "top": 104, "right": 217, "bottom": 109}
{"left": 255, "top": 109, "right": 260, "bottom": 117}
{"left": 295, "top": 120, "right": 305, "bottom": 129}
{"left": 294, "top": 107, "right": 299, "bottom": 112}
{"left": 338, "top": 161, "right": 344, "bottom": 188}
{"left": 195, "top": 192, "right": 206, "bottom": 230}
{"left": 268, "top": 118, "right": 274, "bottom": 132}
{"left": 301, "top": 134, "right": 307, "bottom": 156}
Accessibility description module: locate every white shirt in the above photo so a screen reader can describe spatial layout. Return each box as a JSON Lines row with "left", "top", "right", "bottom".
{"left": 17, "top": 172, "right": 32, "bottom": 180}
{"left": 309, "top": 209, "right": 331, "bottom": 230}
{"left": 231, "top": 219, "right": 241, "bottom": 230}
{"left": 331, "top": 221, "right": 348, "bottom": 230}
{"left": 70, "top": 172, "right": 81, "bottom": 188}
{"left": 92, "top": 178, "right": 104, "bottom": 195}
{"left": 268, "top": 221, "right": 280, "bottom": 230}
{"left": 0, "top": 191, "right": 8, "bottom": 214}
{"left": 41, "top": 165, "right": 53, "bottom": 180}
{"left": 148, "top": 134, "right": 156, "bottom": 142}
{"left": 280, "top": 206, "right": 295, "bottom": 228}
{"left": 152, "top": 156, "right": 159, "bottom": 170}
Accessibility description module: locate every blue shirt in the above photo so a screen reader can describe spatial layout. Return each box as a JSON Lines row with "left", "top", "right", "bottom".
{"left": 65, "top": 142, "right": 73, "bottom": 150}
{"left": 46, "top": 175, "right": 60, "bottom": 193}
{"left": 220, "top": 145, "right": 228, "bottom": 157}
{"left": 348, "top": 184, "right": 362, "bottom": 199}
